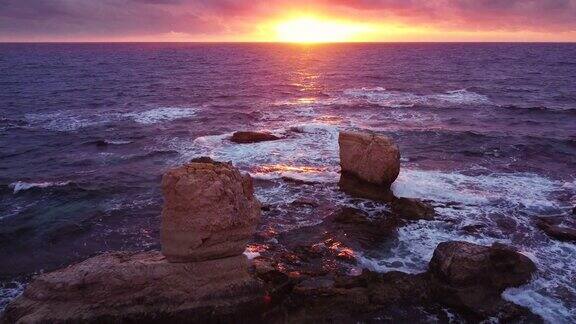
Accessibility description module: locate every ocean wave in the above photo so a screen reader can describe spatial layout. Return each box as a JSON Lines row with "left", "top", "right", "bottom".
{"left": 85, "top": 139, "right": 133, "bottom": 146}
{"left": 0, "top": 281, "right": 25, "bottom": 312}
{"left": 25, "top": 106, "right": 199, "bottom": 132}
{"left": 124, "top": 107, "right": 198, "bottom": 124}
{"left": 9, "top": 181, "right": 72, "bottom": 194}
{"left": 342, "top": 88, "right": 491, "bottom": 108}
{"left": 392, "top": 169, "right": 563, "bottom": 210}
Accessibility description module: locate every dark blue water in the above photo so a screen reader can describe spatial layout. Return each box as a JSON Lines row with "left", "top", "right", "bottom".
{"left": 0, "top": 43, "right": 575, "bottom": 321}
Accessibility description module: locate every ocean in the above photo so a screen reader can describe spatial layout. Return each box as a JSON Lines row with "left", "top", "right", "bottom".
{"left": 0, "top": 43, "right": 575, "bottom": 321}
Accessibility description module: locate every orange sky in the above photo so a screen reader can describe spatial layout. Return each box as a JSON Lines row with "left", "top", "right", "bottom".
{"left": 1, "top": 1, "right": 576, "bottom": 42}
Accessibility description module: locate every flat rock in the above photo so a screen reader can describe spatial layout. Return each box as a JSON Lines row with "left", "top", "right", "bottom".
{"left": 2, "top": 251, "right": 264, "bottom": 323}
{"left": 230, "top": 131, "right": 280, "bottom": 144}
{"left": 161, "top": 157, "right": 261, "bottom": 262}
{"left": 339, "top": 131, "right": 400, "bottom": 186}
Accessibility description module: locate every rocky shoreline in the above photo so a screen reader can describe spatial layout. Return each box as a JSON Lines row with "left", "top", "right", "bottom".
{"left": 3, "top": 130, "right": 568, "bottom": 323}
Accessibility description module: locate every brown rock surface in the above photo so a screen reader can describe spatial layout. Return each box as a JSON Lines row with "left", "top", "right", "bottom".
{"left": 231, "top": 131, "right": 280, "bottom": 144}
{"left": 161, "top": 157, "right": 261, "bottom": 262}
{"left": 391, "top": 197, "right": 435, "bottom": 221}
{"left": 339, "top": 131, "right": 400, "bottom": 186}
{"left": 428, "top": 241, "right": 536, "bottom": 317}
{"left": 2, "top": 251, "right": 264, "bottom": 323}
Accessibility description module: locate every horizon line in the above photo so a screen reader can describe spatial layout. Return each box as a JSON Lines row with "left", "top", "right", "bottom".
{"left": 1, "top": 41, "right": 576, "bottom": 44}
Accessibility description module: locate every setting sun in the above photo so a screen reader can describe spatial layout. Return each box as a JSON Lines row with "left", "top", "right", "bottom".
{"left": 274, "top": 17, "right": 373, "bottom": 43}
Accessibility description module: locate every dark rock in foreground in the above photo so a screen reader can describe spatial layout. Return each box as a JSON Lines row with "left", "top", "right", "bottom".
{"left": 231, "top": 131, "right": 280, "bottom": 144}
{"left": 253, "top": 237, "right": 540, "bottom": 323}
{"left": 2, "top": 252, "right": 263, "bottom": 323}
{"left": 428, "top": 241, "right": 537, "bottom": 318}
{"left": 537, "top": 216, "right": 576, "bottom": 242}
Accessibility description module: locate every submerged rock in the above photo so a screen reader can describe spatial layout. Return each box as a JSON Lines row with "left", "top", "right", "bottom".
{"left": 230, "top": 131, "right": 280, "bottom": 144}
{"left": 428, "top": 241, "right": 536, "bottom": 317}
{"left": 161, "top": 157, "right": 261, "bottom": 262}
{"left": 2, "top": 252, "right": 263, "bottom": 323}
{"left": 390, "top": 197, "right": 435, "bottom": 221}
{"left": 339, "top": 131, "right": 400, "bottom": 186}
{"left": 537, "top": 216, "right": 576, "bottom": 242}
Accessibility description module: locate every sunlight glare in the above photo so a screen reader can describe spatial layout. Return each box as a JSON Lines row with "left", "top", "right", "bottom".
{"left": 275, "top": 17, "right": 372, "bottom": 43}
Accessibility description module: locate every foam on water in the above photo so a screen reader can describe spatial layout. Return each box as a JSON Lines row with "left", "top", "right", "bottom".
{"left": 392, "top": 169, "right": 563, "bottom": 211}
{"left": 124, "top": 107, "right": 198, "bottom": 124}
{"left": 25, "top": 106, "right": 198, "bottom": 131}
{"left": 341, "top": 88, "right": 491, "bottom": 108}
{"left": 168, "top": 123, "right": 341, "bottom": 182}
{"left": 9, "top": 181, "right": 72, "bottom": 194}
{"left": 0, "top": 281, "right": 24, "bottom": 313}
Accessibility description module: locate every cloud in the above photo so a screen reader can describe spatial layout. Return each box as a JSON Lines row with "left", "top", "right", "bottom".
{"left": 1, "top": 0, "right": 575, "bottom": 41}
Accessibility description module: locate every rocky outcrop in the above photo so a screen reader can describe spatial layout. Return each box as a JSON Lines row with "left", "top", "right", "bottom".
{"left": 251, "top": 236, "right": 539, "bottom": 322}
{"left": 161, "top": 157, "right": 261, "bottom": 262}
{"left": 339, "top": 131, "right": 400, "bottom": 186}
{"left": 231, "top": 131, "right": 280, "bottom": 144}
{"left": 3, "top": 158, "right": 264, "bottom": 323}
{"left": 2, "top": 252, "right": 263, "bottom": 323}
{"left": 391, "top": 197, "right": 435, "bottom": 221}
{"left": 537, "top": 216, "right": 576, "bottom": 242}
{"left": 428, "top": 241, "right": 536, "bottom": 317}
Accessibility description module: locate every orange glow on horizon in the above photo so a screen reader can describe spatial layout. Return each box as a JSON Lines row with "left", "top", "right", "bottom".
{"left": 272, "top": 16, "right": 374, "bottom": 43}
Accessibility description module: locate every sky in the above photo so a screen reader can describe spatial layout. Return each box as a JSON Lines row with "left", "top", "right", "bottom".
{"left": 1, "top": 0, "right": 576, "bottom": 42}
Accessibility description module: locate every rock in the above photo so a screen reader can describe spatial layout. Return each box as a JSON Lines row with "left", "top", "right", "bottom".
{"left": 161, "top": 157, "right": 261, "bottom": 262}
{"left": 338, "top": 172, "right": 395, "bottom": 202}
{"left": 428, "top": 241, "right": 536, "bottom": 317}
{"left": 230, "top": 131, "right": 280, "bottom": 144}
{"left": 2, "top": 251, "right": 263, "bottom": 323}
{"left": 537, "top": 217, "right": 576, "bottom": 242}
{"left": 280, "top": 208, "right": 399, "bottom": 255}
{"left": 339, "top": 131, "right": 400, "bottom": 186}
{"left": 390, "top": 197, "right": 435, "bottom": 221}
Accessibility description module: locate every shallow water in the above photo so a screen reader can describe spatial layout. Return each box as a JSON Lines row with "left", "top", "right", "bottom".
{"left": 0, "top": 43, "right": 575, "bottom": 321}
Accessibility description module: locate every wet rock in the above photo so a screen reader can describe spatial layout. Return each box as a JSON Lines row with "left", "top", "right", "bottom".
{"left": 428, "top": 241, "right": 536, "bottom": 317}
{"left": 390, "top": 197, "right": 435, "bottom": 221}
{"left": 537, "top": 217, "right": 576, "bottom": 242}
{"left": 231, "top": 131, "right": 280, "bottom": 144}
{"left": 2, "top": 251, "right": 263, "bottom": 323}
{"left": 280, "top": 208, "right": 399, "bottom": 254}
{"left": 461, "top": 224, "right": 486, "bottom": 235}
{"left": 339, "top": 131, "right": 400, "bottom": 186}
{"left": 161, "top": 157, "right": 261, "bottom": 262}
{"left": 338, "top": 172, "right": 395, "bottom": 202}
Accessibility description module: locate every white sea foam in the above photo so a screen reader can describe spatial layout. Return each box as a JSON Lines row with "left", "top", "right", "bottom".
{"left": 124, "top": 107, "right": 198, "bottom": 124}
{"left": 392, "top": 169, "right": 562, "bottom": 210}
{"left": 169, "top": 123, "right": 341, "bottom": 183}
{"left": 0, "top": 281, "right": 25, "bottom": 312}
{"left": 342, "top": 88, "right": 491, "bottom": 108}
{"left": 9, "top": 181, "right": 71, "bottom": 194}
{"left": 25, "top": 111, "right": 108, "bottom": 132}
{"left": 25, "top": 106, "right": 199, "bottom": 132}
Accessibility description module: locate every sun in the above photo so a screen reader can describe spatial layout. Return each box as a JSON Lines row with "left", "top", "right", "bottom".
{"left": 274, "top": 16, "right": 372, "bottom": 43}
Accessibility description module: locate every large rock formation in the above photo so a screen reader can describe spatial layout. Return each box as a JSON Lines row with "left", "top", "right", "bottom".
{"left": 3, "top": 158, "right": 264, "bottom": 323}
{"left": 2, "top": 252, "right": 262, "bottom": 323}
{"left": 428, "top": 241, "right": 536, "bottom": 317}
{"left": 339, "top": 131, "right": 400, "bottom": 186}
{"left": 161, "top": 157, "right": 261, "bottom": 262}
